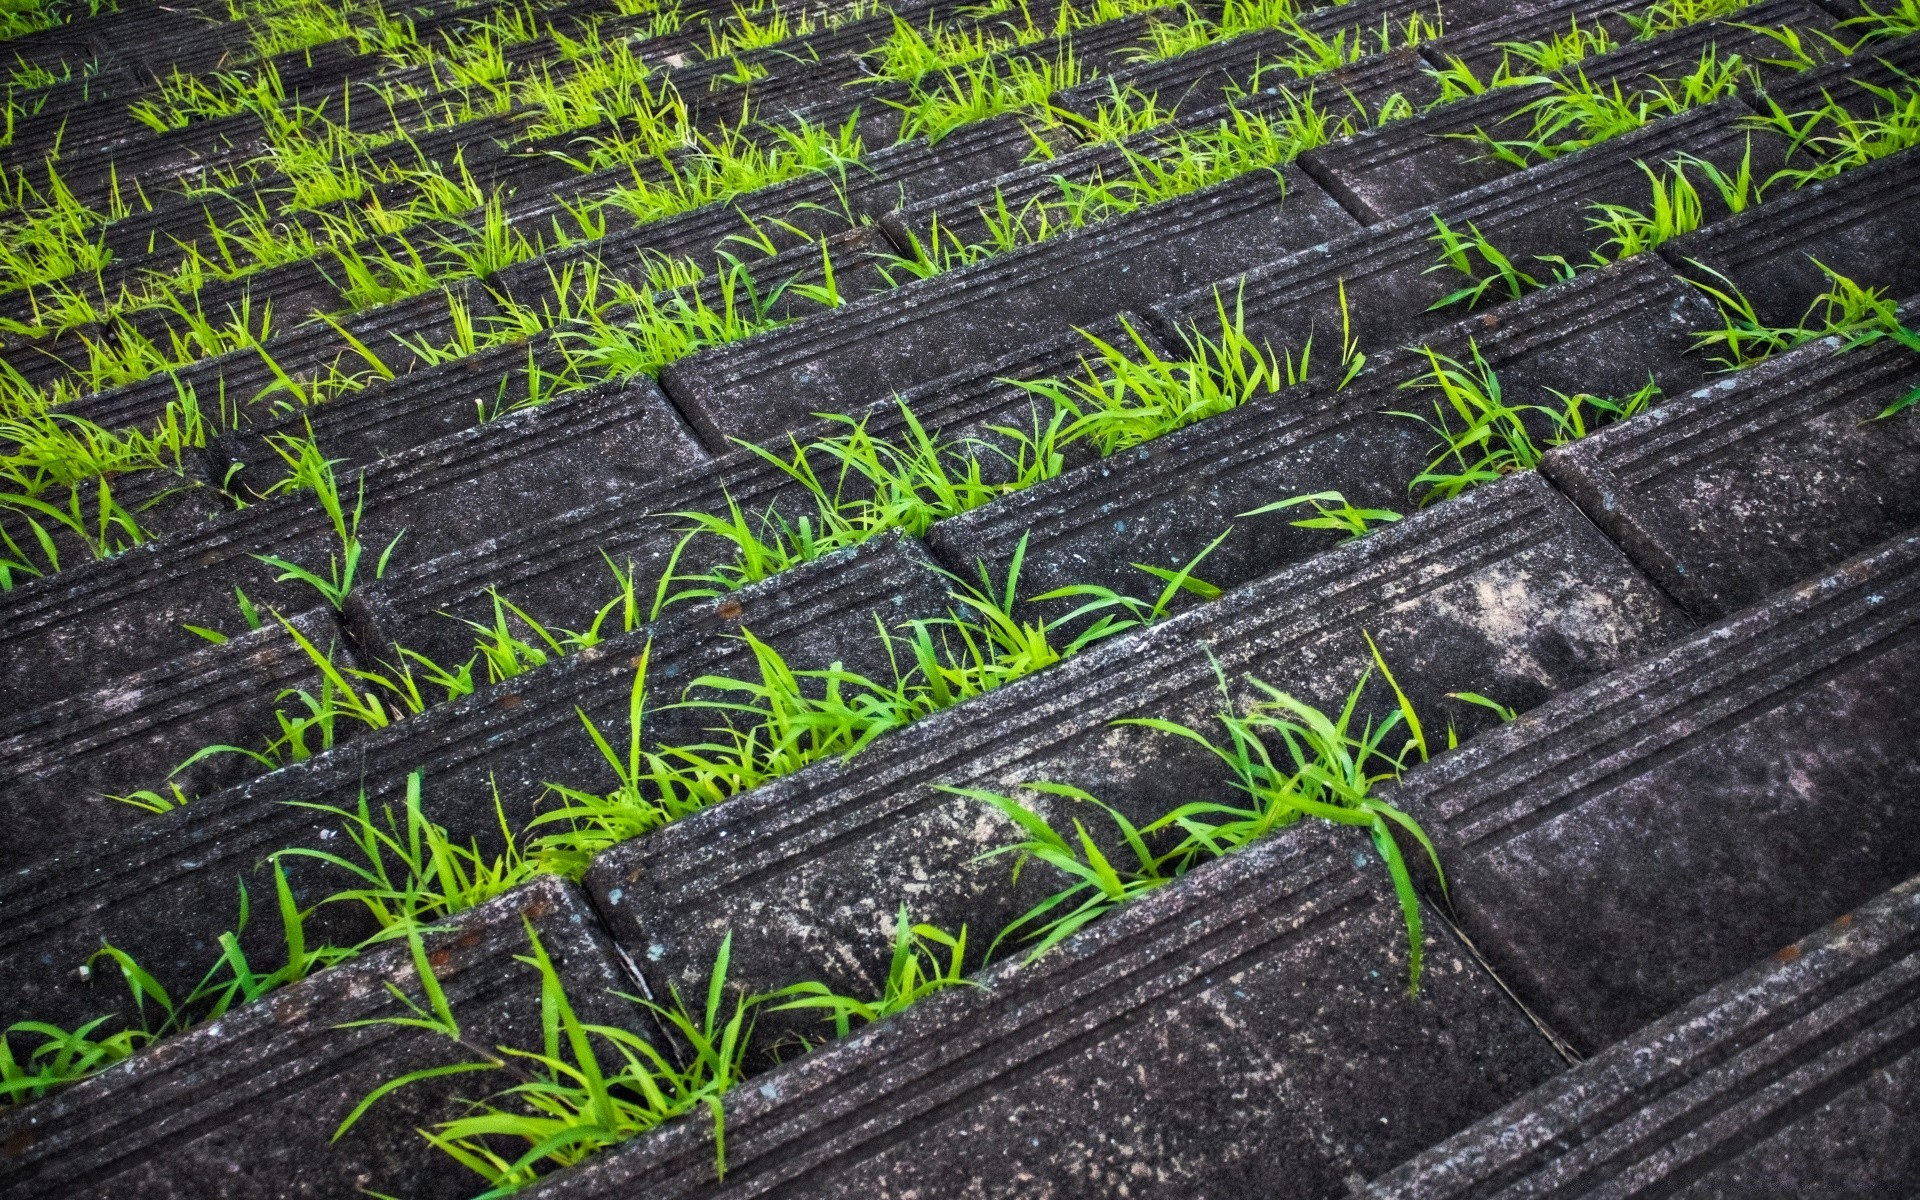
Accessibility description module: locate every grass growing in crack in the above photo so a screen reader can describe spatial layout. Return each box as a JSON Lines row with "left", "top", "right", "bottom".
{"left": 760, "top": 905, "right": 976, "bottom": 1042}
{"left": 1240, "top": 490, "right": 1402, "bottom": 540}
{"left": 249, "top": 434, "right": 405, "bottom": 610}
{"left": 1755, "top": 71, "right": 1920, "bottom": 188}
{"left": 1689, "top": 264, "right": 1920, "bottom": 413}
{"left": 2, "top": 860, "right": 355, "bottom": 1104}
{"left": 1457, "top": 46, "right": 1767, "bottom": 168}
{"left": 274, "top": 770, "right": 545, "bottom": 935}
{"left": 1019, "top": 286, "right": 1363, "bottom": 456}
{"left": 340, "top": 927, "right": 755, "bottom": 1193}
{"left": 1688, "top": 261, "right": 1914, "bottom": 367}
{"left": 663, "top": 400, "right": 1072, "bottom": 597}
{"left": 1392, "top": 342, "right": 1660, "bottom": 504}
{"left": 950, "top": 639, "right": 1446, "bottom": 989}
{"left": 531, "top": 536, "right": 1226, "bottom": 870}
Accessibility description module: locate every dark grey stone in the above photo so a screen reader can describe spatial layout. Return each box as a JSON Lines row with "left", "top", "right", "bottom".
{"left": 1543, "top": 328, "right": 1920, "bottom": 620}
{"left": 0, "top": 607, "right": 337, "bottom": 871}
{"left": 929, "top": 255, "right": 1719, "bottom": 628}
{"left": 1389, "top": 532, "right": 1920, "bottom": 1052}
{"left": 0, "top": 533, "right": 953, "bottom": 1036}
{"left": 351, "top": 314, "right": 1164, "bottom": 668}
{"left": 1660, "top": 144, "right": 1920, "bottom": 329}
{"left": 1303, "top": 0, "right": 1834, "bottom": 224}
{"left": 1159, "top": 102, "right": 1783, "bottom": 364}
{"left": 585, "top": 472, "right": 1690, "bottom": 1056}
{"left": 532, "top": 824, "right": 1564, "bottom": 1200}
{"left": 0, "top": 875, "right": 645, "bottom": 1200}
{"left": 1754, "top": 31, "right": 1920, "bottom": 122}
{"left": 890, "top": 51, "right": 1435, "bottom": 251}
{"left": 1365, "top": 871, "right": 1920, "bottom": 1198}
{"left": 659, "top": 164, "right": 1362, "bottom": 445}
{"left": 0, "top": 379, "right": 704, "bottom": 711}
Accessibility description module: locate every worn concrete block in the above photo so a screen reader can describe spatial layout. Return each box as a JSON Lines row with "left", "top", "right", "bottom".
{"left": 585, "top": 473, "right": 1690, "bottom": 1053}
{"left": 0, "top": 608, "right": 338, "bottom": 872}
{"left": 931, "top": 255, "right": 1718, "bottom": 626}
{"left": 1161, "top": 102, "right": 1779, "bottom": 360}
{"left": 0, "top": 876, "right": 643, "bottom": 1200}
{"left": 1754, "top": 30, "right": 1920, "bottom": 121}
{"left": 1543, "top": 329, "right": 1920, "bottom": 621}
{"left": 0, "top": 378, "right": 705, "bottom": 710}
{"left": 1661, "top": 145, "right": 1920, "bottom": 328}
{"left": 890, "top": 53, "right": 1433, "bottom": 251}
{"left": 660, "top": 164, "right": 1361, "bottom": 445}
{"left": 0, "top": 534, "right": 954, "bottom": 1035}
{"left": 1389, "top": 533, "right": 1920, "bottom": 1052}
{"left": 352, "top": 314, "right": 1161, "bottom": 668}
{"left": 1366, "top": 872, "right": 1920, "bottom": 1198}
{"left": 533, "top": 826, "right": 1564, "bottom": 1200}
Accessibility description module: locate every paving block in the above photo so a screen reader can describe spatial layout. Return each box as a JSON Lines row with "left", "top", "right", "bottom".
{"left": 659, "top": 164, "right": 1361, "bottom": 445}
{"left": 1389, "top": 532, "right": 1920, "bottom": 1052}
{"left": 1159, "top": 101, "right": 1781, "bottom": 365}
{"left": 0, "top": 608, "right": 339, "bottom": 872}
{"left": 531, "top": 824, "right": 1565, "bottom": 1200}
{"left": 0, "top": 379, "right": 704, "bottom": 711}
{"left": 1660, "top": 144, "right": 1920, "bottom": 329}
{"left": 930, "top": 255, "right": 1719, "bottom": 626}
{"left": 1366, "top": 871, "right": 1920, "bottom": 1198}
{"left": 1543, "top": 327, "right": 1920, "bottom": 620}
{"left": 0, "top": 875, "right": 645, "bottom": 1200}
{"left": 0, "top": 533, "right": 955, "bottom": 1036}
{"left": 585, "top": 472, "right": 1691, "bottom": 1053}
{"left": 350, "top": 314, "right": 1161, "bottom": 668}
{"left": 1303, "top": 0, "right": 1834, "bottom": 223}
{"left": 888, "top": 51, "right": 1433, "bottom": 251}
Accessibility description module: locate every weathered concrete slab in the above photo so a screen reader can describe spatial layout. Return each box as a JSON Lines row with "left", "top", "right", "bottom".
{"left": 352, "top": 314, "right": 1162, "bottom": 667}
{"left": 585, "top": 472, "right": 1691, "bottom": 1056}
{"left": 0, "top": 534, "right": 953, "bottom": 1036}
{"left": 658, "top": 163, "right": 1361, "bottom": 445}
{"left": 1366, "top": 871, "right": 1920, "bottom": 1198}
{"left": 0, "top": 876, "right": 643, "bottom": 1200}
{"left": 0, "top": 379, "right": 704, "bottom": 711}
{"left": 1160, "top": 102, "right": 1782, "bottom": 366}
{"left": 1390, "top": 532, "right": 1920, "bottom": 1052}
{"left": 1661, "top": 144, "right": 1920, "bottom": 329}
{"left": 930, "top": 255, "right": 1718, "bottom": 626}
{"left": 1304, "top": 0, "right": 1834, "bottom": 223}
{"left": 533, "top": 826, "right": 1565, "bottom": 1200}
{"left": 1543, "top": 326, "right": 1920, "bottom": 620}
{"left": 0, "top": 608, "right": 337, "bottom": 871}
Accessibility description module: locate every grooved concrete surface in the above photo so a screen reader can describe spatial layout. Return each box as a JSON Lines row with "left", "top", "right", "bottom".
{"left": 1, "top": 0, "right": 1917, "bottom": 1193}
